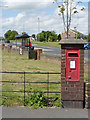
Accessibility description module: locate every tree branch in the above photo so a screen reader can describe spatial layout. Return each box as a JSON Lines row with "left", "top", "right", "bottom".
{"left": 68, "top": 0, "right": 73, "bottom": 29}
{"left": 62, "top": 12, "right": 66, "bottom": 32}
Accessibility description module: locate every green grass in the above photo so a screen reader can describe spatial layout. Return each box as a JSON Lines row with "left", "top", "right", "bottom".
{"left": 2, "top": 50, "right": 61, "bottom": 107}
{"left": 31, "top": 41, "right": 61, "bottom": 47}
{"left": 1, "top": 92, "right": 24, "bottom": 106}
{"left": 2, "top": 50, "right": 60, "bottom": 72}
{"left": 84, "top": 73, "right": 88, "bottom": 82}
{"left": 1, "top": 50, "right": 88, "bottom": 107}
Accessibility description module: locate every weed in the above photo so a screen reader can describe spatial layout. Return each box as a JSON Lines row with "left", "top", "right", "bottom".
{"left": 25, "top": 91, "right": 47, "bottom": 108}
{"left": 84, "top": 73, "right": 88, "bottom": 82}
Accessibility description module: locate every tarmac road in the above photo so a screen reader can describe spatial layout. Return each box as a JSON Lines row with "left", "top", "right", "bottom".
{"left": 34, "top": 44, "right": 88, "bottom": 63}
{"left": 11, "top": 41, "right": 88, "bottom": 60}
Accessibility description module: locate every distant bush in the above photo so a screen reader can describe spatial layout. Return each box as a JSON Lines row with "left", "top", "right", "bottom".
{"left": 4, "top": 30, "right": 18, "bottom": 40}
{"left": 37, "top": 31, "right": 58, "bottom": 42}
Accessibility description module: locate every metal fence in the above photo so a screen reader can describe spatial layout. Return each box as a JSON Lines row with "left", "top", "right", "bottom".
{"left": 0, "top": 71, "right": 61, "bottom": 106}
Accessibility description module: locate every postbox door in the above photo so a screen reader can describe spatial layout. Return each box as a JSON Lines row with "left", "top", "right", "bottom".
{"left": 66, "top": 49, "right": 79, "bottom": 81}
{"left": 66, "top": 58, "right": 79, "bottom": 81}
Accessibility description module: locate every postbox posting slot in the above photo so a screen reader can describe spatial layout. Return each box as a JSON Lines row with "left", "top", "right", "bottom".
{"left": 68, "top": 53, "right": 78, "bottom": 57}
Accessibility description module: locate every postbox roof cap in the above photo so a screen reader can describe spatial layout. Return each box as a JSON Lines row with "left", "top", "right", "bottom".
{"left": 59, "top": 37, "right": 87, "bottom": 45}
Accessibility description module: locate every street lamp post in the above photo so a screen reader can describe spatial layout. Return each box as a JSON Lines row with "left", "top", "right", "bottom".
{"left": 38, "top": 17, "right": 40, "bottom": 42}
{"left": 0, "top": 5, "right": 8, "bottom": 8}
{"left": 67, "top": 0, "right": 68, "bottom": 39}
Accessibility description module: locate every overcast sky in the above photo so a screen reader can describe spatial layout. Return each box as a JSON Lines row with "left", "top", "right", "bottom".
{"left": 0, "top": 0, "right": 89, "bottom": 36}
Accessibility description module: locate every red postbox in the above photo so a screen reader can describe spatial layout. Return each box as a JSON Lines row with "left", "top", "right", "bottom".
{"left": 66, "top": 49, "right": 79, "bottom": 81}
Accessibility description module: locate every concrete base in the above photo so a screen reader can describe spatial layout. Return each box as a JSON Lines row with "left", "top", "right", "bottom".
{"left": 62, "top": 100, "right": 84, "bottom": 108}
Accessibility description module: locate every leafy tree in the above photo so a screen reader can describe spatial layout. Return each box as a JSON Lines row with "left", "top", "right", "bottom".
{"left": 10, "top": 30, "right": 18, "bottom": 40}
{"left": 37, "top": 31, "right": 58, "bottom": 42}
{"left": 50, "top": 31, "right": 58, "bottom": 42}
{"left": 4, "top": 30, "right": 18, "bottom": 40}
{"left": 22, "top": 32, "right": 27, "bottom": 34}
{"left": 4, "top": 30, "right": 12, "bottom": 40}
{"left": 86, "top": 35, "right": 88, "bottom": 41}
{"left": 87, "top": 33, "right": 90, "bottom": 42}
{"left": 48, "top": 36, "right": 53, "bottom": 42}
{"left": 53, "top": 0, "right": 85, "bottom": 38}
{"left": 37, "top": 32, "right": 45, "bottom": 42}
{"left": 76, "top": 32, "right": 81, "bottom": 39}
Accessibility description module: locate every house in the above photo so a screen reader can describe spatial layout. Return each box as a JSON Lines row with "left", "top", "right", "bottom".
{"left": 61, "top": 29, "right": 86, "bottom": 39}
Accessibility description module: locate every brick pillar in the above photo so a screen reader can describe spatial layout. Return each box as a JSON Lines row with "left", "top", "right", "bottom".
{"left": 60, "top": 38, "right": 87, "bottom": 108}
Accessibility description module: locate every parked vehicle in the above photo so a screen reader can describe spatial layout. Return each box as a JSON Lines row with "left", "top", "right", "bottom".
{"left": 84, "top": 42, "right": 90, "bottom": 49}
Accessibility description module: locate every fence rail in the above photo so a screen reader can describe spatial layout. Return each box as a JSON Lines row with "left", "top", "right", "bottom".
{"left": 0, "top": 71, "right": 61, "bottom": 106}
{"left": 0, "top": 71, "right": 61, "bottom": 74}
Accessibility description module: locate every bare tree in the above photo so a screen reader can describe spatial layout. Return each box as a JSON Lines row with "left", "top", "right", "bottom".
{"left": 53, "top": 0, "right": 85, "bottom": 38}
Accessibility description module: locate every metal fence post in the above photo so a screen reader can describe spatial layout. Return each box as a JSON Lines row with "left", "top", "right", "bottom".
{"left": 24, "top": 72, "right": 26, "bottom": 106}
{"left": 1, "top": 71, "right": 61, "bottom": 107}
{"left": 47, "top": 72, "right": 49, "bottom": 106}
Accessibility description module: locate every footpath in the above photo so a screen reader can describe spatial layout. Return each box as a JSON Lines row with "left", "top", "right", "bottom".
{"left": 1, "top": 106, "right": 89, "bottom": 118}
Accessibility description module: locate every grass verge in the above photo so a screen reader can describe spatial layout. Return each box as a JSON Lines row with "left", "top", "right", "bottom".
{"left": 2, "top": 50, "right": 61, "bottom": 107}
{"left": 31, "top": 41, "right": 61, "bottom": 47}
{"left": 1, "top": 50, "right": 88, "bottom": 107}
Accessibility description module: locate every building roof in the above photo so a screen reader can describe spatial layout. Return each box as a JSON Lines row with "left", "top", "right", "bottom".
{"left": 62, "top": 29, "right": 86, "bottom": 36}
{"left": 59, "top": 37, "right": 87, "bottom": 44}
{"left": 70, "top": 29, "right": 85, "bottom": 36}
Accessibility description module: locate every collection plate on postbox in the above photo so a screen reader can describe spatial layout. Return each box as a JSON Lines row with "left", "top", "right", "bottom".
{"left": 66, "top": 49, "right": 79, "bottom": 81}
